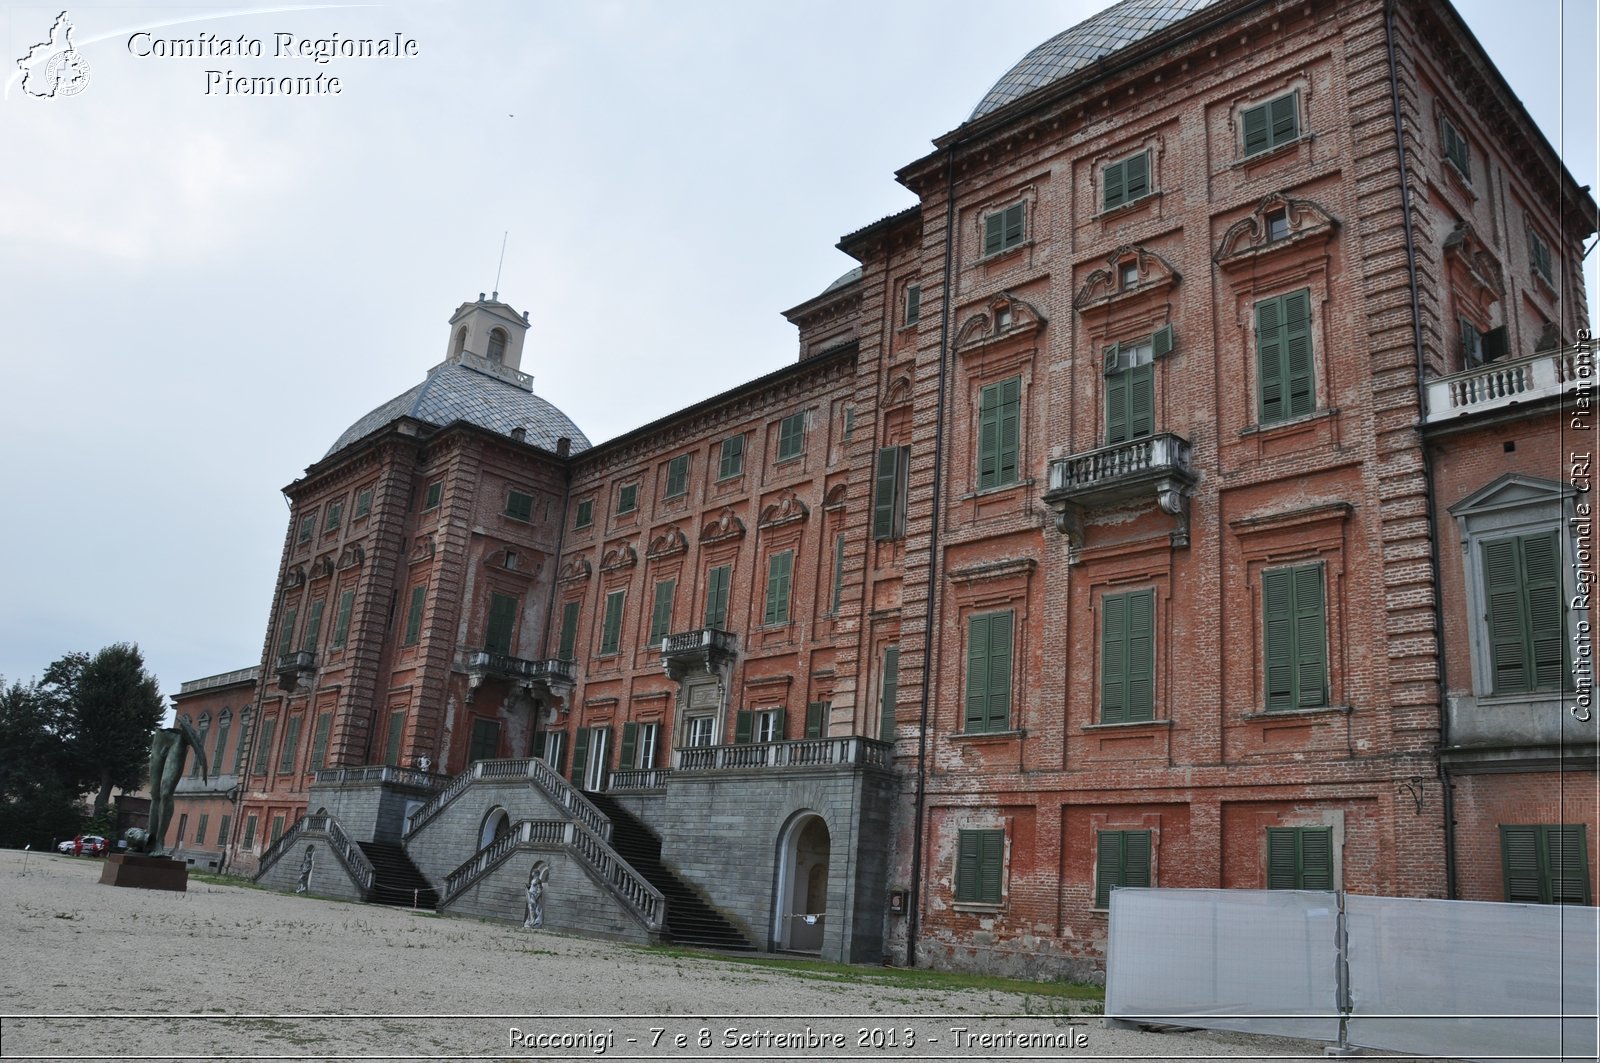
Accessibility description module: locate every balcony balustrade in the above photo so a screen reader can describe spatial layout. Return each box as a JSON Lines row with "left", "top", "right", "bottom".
{"left": 1424, "top": 345, "right": 1585, "bottom": 425}
{"left": 464, "top": 649, "right": 575, "bottom": 703}
{"left": 673, "top": 734, "right": 890, "bottom": 774}
{"left": 660, "top": 628, "right": 737, "bottom": 682}
{"left": 1042, "top": 432, "right": 1196, "bottom": 556}
{"left": 274, "top": 650, "right": 316, "bottom": 691}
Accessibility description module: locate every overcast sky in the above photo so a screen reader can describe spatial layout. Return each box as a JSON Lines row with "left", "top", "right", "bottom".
{"left": 1, "top": 0, "right": 1595, "bottom": 701}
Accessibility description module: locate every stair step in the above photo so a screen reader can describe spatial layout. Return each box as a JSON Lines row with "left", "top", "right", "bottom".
{"left": 357, "top": 841, "right": 439, "bottom": 911}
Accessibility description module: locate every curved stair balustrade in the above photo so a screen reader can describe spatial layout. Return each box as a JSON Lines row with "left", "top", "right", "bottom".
{"left": 254, "top": 811, "right": 375, "bottom": 895}
{"left": 406, "top": 758, "right": 613, "bottom": 843}
{"left": 439, "top": 817, "right": 664, "bottom": 932}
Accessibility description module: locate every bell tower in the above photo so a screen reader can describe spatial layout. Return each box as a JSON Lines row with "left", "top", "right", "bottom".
{"left": 446, "top": 293, "right": 531, "bottom": 373}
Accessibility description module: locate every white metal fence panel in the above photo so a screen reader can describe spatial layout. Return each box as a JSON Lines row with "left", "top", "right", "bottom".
{"left": 1104, "top": 887, "right": 1341, "bottom": 1042}
{"left": 1345, "top": 895, "right": 1599, "bottom": 1063}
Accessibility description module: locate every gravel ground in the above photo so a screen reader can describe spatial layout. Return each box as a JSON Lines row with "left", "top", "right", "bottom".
{"left": 1, "top": 849, "right": 1344, "bottom": 1062}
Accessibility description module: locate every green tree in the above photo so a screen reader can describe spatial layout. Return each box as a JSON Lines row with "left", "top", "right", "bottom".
{"left": 0, "top": 678, "right": 82, "bottom": 849}
{"left": 69, "top": 644, "right": 164, "bottom": 815}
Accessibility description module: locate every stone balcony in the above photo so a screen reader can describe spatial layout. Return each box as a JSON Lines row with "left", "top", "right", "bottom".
{"left": 464, "top": 650, "right": 575, "bottom": 704}
{"left": 660, "top": 628, "right": 737, "bottom": 682}
{"left": 1424, "top": 345, "right": 1585, "bottom": 426}
{"left": 673, "top": 734, "right": 890, "bottom": 773}
{"left": 1042, "top": 432, "right": 1196, "bottom": 555}
{"left": 274, "top": 650, "right": 316, "bottom": 691}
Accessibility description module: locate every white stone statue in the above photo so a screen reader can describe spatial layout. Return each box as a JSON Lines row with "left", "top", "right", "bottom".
{"left": 523, "top": 861, "right": 549, "bottom": 929}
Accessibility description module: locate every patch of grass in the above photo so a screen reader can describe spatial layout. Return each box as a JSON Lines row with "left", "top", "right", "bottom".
{"left": 630, "top": 946, "right": 1103, "bottom": 1002}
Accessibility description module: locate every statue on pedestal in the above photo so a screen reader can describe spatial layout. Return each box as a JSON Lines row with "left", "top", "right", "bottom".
{"left": 143, "top": 718, "right": 208, "bottom": 858}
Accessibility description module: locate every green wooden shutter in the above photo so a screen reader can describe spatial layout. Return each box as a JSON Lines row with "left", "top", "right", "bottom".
{"left": 905, "top": 284, "right": 921, "bottom": 324}
{"left": 1293, "top": 565, "right": 1328, "bottom": 707}
{"left": 769, "top": 708, "right": 786, "bottom": 742}
{"left": 384, "top": 710, "right": 405, "bottom": 766}
{"left": 979, "top": 829, "right": 1004, "bottom": 902}
{"left": 966, "top": 611, "right": 1013, "bottom": 733}
{"left": 1269, "top": 91, "right": 1298, "bottom": 146}
{"left": 277, "top": 716, "right": 301, "bottom": 774}
{"left": 1523, "top": 531, "right": 1566, "bottom": 691}
{"left": 242, "top": 816, "right": 257, "bottom": 849}
{"left": 1124, "top": 830, "right": 1152, "bottom": 890}
{"left": 531, "top": 731, "right": 546, "bottom": 760}
{"left": 505, "top": 490, "right": 533, "bottom": 521}
{"left": 983, "top": 212, "right": 1004, "bottom": 256}
{"left": 569, "top": 728, "right": 589, "bottom": 784}
{"left": 1094, "top": 830, "right": 1122, "bottom": 908}
{"left": 874, "top": 446, "right": 901, "bottom": 539}
{"left": 764, "top": 551, "right": 793, "bottom": 625}
{"left": 705, "top": 565, "right": 731, "bottom": 629}
{"left": 966, "top": 613, "right": 992, "bottom": 731}
{"left": 830, "top": 534, "right": 846, "bottom": 613}
{"left": 575, "top": 499, "right": 593, "bottom": 528}
{"left": 1501, "top": 825, "right": 1543, "bottom": 902}
{"left": 332, "top": 590, "right": 354, "bottom": 648}
{"left": 558, "top": 601, "right": 580, "bottom": 661}
{"left": 217, "top": 815, "right": 231, "bottom": 850}
{"left": 719, "top": 435, "right": 744, "bottom": 479}
{"left": 1103, "top": 590, "right": 1155, "bottom": 723}
{"left": 485, "top": 593, "right": 518, "bottom": 655}
{"left": 956, "top": 831, "right": 981, "bottom": 900}
{"left": 1129, "top": 362, "right": 1155, "bottom": 440}
{"left": 1299, "top": 827, "right": 1333, "bottom": 889}
{"left": 879, "top": 646, "right": 900, "bottom": 743}
{"left": 1101, "top": 593, "right": 1128, "bottom": 723}
{"left": 1547, "top": 826, "right": 1591, "bottom": 904}
{"left": 1266, "top": 827, "right": 1299, "bottom": 888}
{"left": 998, "top": 377, "right": 1020, "bottom": 485}
{"left": 1127, "top": 590, "right": 1155, "bottom": 719}
{"left": 303, "top": 600, "right": 324, "bottom": 652}
{"left": 1105, "top": 360, "right": 1130, "bottom": 444}
{"left": 1102, "top": 158, "right": 1126, "bottom": 211}
{"left": 806, "top": 701, "right": 827, "bottom": 740}
{"left": 1124, "top": 151, "right": 1149, "bottom": 200}
{"left": 252, "top": 717, "right": 276, "bottom": 776}
{"left": 354, "top": 488, "right": 371, "bottom": 518}
{"left": 734, "top": 710, "right": 753, "bottom": 744}
{"left": 1483, "top": 537, "right": 1527, "bottom": 692}
{"left": 1242, "top": 101, "right": 1270, "bottom": 155}
{"left": 618, "top": 484, "right": 637, "bottom": 513}
{"left": 1256, "top": 294, "right": 1286, "bottom": 423}
{"left": 979, "top": 382, "right": 1000, "bottom": 487}
{"left": 666, "top": 456, "right": 689, "bottom": 498}
{"left": 468, "top": 718, "right": 500, "bottom": 763}
{"left": 277, "top": 608, "right": 297, "bottom": 657}
{"left": 309, "top": 713, "right": 331, "bottom": 771}
{"left": 600, "top": 590, "right": 625, "bottom": 654}
{"left": 649, "top": 580, "right": 676, "bottom": 643}
{"left": 988, "top": 611, "right": 1013, "bottom": 732}
{"left": 619, "top": 721, "right": 638, "bottom": 770}
{"left": 402, "top": 586, "right": 426, "bottom": 646}
{"left": 212, "top": 718, "right": 231, "bottom": 775}
{"left": 1282, "top": 289, "right": 1314, "bottom": 417}
{"left": 1002, "top": 204, "right": 1023, "bottom": 248}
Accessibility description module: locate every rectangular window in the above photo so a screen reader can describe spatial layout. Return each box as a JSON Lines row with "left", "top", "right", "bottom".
{"left": 505, "top": 489, "right": 534, "bottom": 522}
{"left": 1105, "top": 330, "right": 1168, "bottom": 444}
{"left": 649, "top": 579, "right": 676, "bottom": 644}
{"left": 302, "top": 599, "right": 324, "bottom": 653}
{"left": 485, "top": 592, "right": 518, "bottom": 655}
{"left": 965, "top": 610, "right": 1014, "bottom": 733}
{"left": 574, "top": 726, "right": 611, "bottom": 791}
{"left": 270, "top": 815, "right": 285, "bottom": 845}
{"left": 323, "top": 501, "right": 342, "bottom": 533}
{"left": 252, "top": 717, "right": 276, "bottom": 776}
{"left": 297, "top": 515, "right": 315, "bottom": 544}
{"left": 195, "top": 814, "right": 209, "bottom": 846}
{"left": 423, "top": 480, "right": 442, "bottom": 511}
{"left": 1101, "top": 589, "right": 1155, "bottom": 723}
{"left": 617, "top": 483, "right": 638, "bottom": 515}
{"left": 843, "top": 407, "right": 856, "bottom": 440}
{"left": 704, "top": 565, "right": 732, "bottom": 629}
{"left": 353, "top": 488, "right": 372, "bottom": 519}
{"left": 619, "top": 721, "right": 660, "bottom": 769}
{"left": 776, "top": 412, "right": 806, "bottom": 462}
{"left": 718, "top": 435, "right": 745, "bottom": 479}
{"left": 402, "top": 585, "right": 426, "bottom": 646}
{"left": 1242, "top": 90, "right": 1299, "bottom": 156}
{"left": 1441, "top": 115, "right": 1471, "bottom": 181}
{"left": 763, "top": 550, "right": 794, "bottom": 625}
{"left": 277, "top": 716, "right": 301, "bottom": 775}
{"left": 574, "top": 499, "right": 594, "bottom": 529}
{"left": 1102, "top": 150, "right": 1150, "bottom": 212}
{"left": 242, "top": 814, "right": 257, "bottom": 850}
{"left": 332, "top": 590, "right": 354, "bottom": 648}
{"left": 879, "top": 645, "right": 900, "bottom": 743}
{"left": 1483, "top": 530, "right": 1567, "bottom": 694}
{"left": 309, "top": 712, "right": 331, "bottom": 771}
{"left": 535, "top": 730, "right": 567, "bottom": 774}
{"left": 217, "top": 815, "right": 231, "bottom": 851}
{"left": 1255, "top": 288, "right": 1314, "bottom": 424}
{"left": 230, "top": 721, "right": 248, "bottom": 775}
{"left": 600, "top": 589, "right": 626, "bottom": 655}
{"left": 468, "top": 718, "right": 501, "bottom": 764}
{"left": 873, "top": 445, "right": 911, "bottom": 540}
{"left": 175, "top": 813, "right": 188, "bottom": 844}
{"left": 1095, "top": 829, "right": 1152, "bottom": 908}
{"left": 276, "top": 607, "right": 297, "bottom": 657}
{"left": 733, "top": 708, "right": 784, "bottom": 744}
{"left": 905, "top": 283, "right": 922, "bottom": 325}
{"left": 1266, "top": 826, "right": 1334, "bottom": 890}
{"left": 1501, "top": 824, "right": 1591, "bottom": 904}
{"left": 665, "top": 456, "right": 690, "bottom": 499}
{"left": 829, "top": 533, "right": 846, "bottom": 614}
{"left": 1263, "top": 563, "right": 1329, "bottom": 711}
{"left": 558, "top": 600, "right": 580, "bottom": 661}
{"left": 384, "top": 710, "right": 405, "bottom": 766}
{"left": 805, "top": 701, "right": 828, "bottom": 740}
{"left": 955, "top": 828, "right": 1004, "bottom": 904}
{"left": 978, "top": 377, "right": 1021, "bottom": 490}
{"left": 687, "top": 716, "right": 715, "bottom": 747}
{"left": 1529, "top": 228, "right": 1553, "bottom": 284}
{"left": 211, "top": 717, "right": 231, "bottom": 775}
{"left": 982, "top": 202, "right": 1025, "bottom": 256}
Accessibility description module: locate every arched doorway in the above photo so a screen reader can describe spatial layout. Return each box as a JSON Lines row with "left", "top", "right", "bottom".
{"left": 479, "top": 807, "right": 512, "bottom": 849}
{"left": 774, "top": 813, "right": 830, "bottom": 953}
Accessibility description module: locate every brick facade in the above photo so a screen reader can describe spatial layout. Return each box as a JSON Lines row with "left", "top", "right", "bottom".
{"left": 202, "top": 0, "right": 1594, "bottom": 974}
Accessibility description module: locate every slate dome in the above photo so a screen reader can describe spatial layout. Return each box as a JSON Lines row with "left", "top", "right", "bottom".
{"left": 969, "top": 0, "right": 1222, "bottom": 121}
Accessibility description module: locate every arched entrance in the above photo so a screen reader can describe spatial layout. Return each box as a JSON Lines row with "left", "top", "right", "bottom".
{"left": 773, "top": 813, "right": 830, "bottom": 953}
{"left": 479, "top": 807, "right": 512, "bottom": 849}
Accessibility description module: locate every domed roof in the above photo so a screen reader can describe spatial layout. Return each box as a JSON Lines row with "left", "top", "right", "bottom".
{"left": 969, "top": 0, "right": 1222, "bottom": 121}
{"left": 326, "top": 360, "right": 591, "bottom": 458}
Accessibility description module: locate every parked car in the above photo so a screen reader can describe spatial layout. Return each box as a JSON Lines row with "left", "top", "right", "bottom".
{"left": 56, "top": 839, "right": 75, "bottom": 854}
{"left": 57, "top": 835, "right": 108, "bottom": 856}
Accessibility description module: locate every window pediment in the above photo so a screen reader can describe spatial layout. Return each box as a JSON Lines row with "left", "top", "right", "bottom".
{"left": 646, "top": 526, "right": 688, "bottom": 559}
{"left": 823, "top": 482, "right": 848, "bottom": 511}
{"left": 1449, "top": 473, "right": 1574, "bottom": 518}
{"left": 283, "top": 565, "right": 307, "bottom": 589}
{"left": 885, "top": 373, "right": 914, "bottom": 409}
{"left": 758, "top": 491, "right": 810, "bottom": 529}
{"left": 409, "top": 535, "right": 436, "bottom": 563}
{"left": 955, "top": 292, "right": 1046, "bottom": 351}
{"left": 1214, "top": 193, "right": 1339, "bottom": 269}
{"left": 1074, "top": 245, "right": 1180, "bottom": 311}
{"left": 1443, "top": 222, "right": 1505, "bottom": 300}
{"left": 600, "top": 542, "right": 638, "bottom": 572}
{"left": 310, "top": 555, "right": 336, "bottom": 581}
{"left": 336, "top": 543, "right": 365, "bottom": 571}
{"left": 700, "top": 507, "right": 746, "bottom": 544}
{"left": 557, "top": 556, "right": 592, "bottom": 583}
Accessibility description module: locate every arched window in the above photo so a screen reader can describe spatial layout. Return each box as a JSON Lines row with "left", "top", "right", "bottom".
{"left": 487, "top": 328, "right": 508, "bottom": 364}
{"left": 450, "top": 326, "right": 468, "bottom": 359}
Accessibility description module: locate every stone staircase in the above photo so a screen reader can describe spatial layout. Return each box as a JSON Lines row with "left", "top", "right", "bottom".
{"left": 358, "top": 840, "right": 440, "bottom": 910}
{"left": 585, "top": 793, "right": 753, "bottom": 951}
